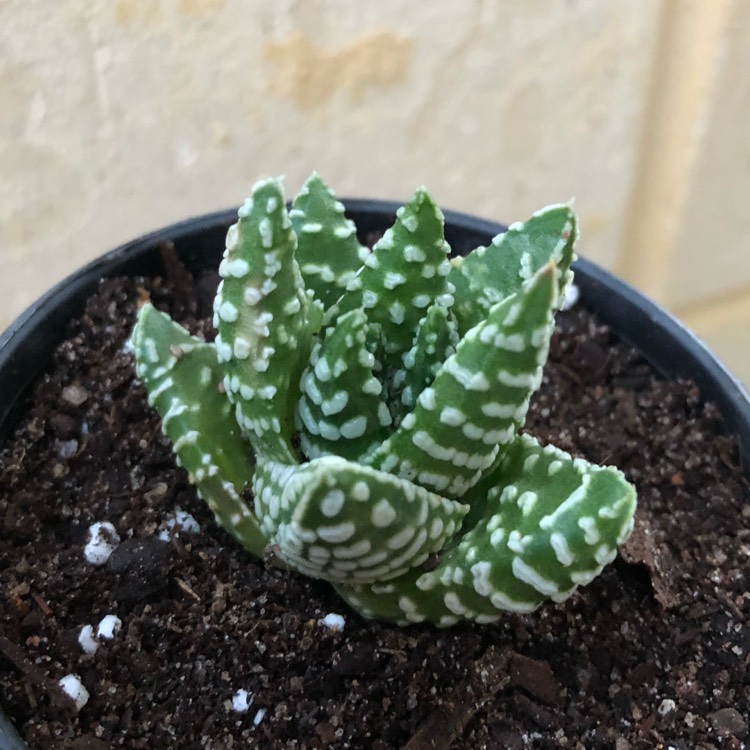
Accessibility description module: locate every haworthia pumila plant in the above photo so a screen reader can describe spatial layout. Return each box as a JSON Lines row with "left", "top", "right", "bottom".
{"left": 132, "top": 173, "right": 637, "bottom": 626}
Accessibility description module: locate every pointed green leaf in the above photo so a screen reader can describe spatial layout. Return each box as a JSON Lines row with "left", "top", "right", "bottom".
{"left": 336, "top": 433, "right": 636, "bottom": 626}
{"left": 449, "top": 203, "right": 577, "bottom": 333}
{"left": 132, "top": 304, "right": 266, "bottom": 556}
{"left": 291, "top": 173, "right": 369, "bottom": 311}
{"left": 214, "top": 178, "right": 311, "bottom": 462}
{"left": 393, "top": 303, "right": 459, "bottom": 419}
{"left": 333, "top": 188, "right": 453, "bottom": 375}
{"left": 253, "top": 455, "right": 469, "bottom": 584}
{"left": 367, "top": 263, "right": 559, "bottom": 498}
{"left": 296, "top": 309, "right": 392, "bottom": 462}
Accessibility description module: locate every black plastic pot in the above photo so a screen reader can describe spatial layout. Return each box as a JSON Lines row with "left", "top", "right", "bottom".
{"left": 1, "top": 203, "right": 749, "bottom": 747}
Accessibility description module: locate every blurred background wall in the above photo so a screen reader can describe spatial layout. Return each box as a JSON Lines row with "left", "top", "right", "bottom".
{"left": 1, "top": 0, "right": 748, "bottom": 384}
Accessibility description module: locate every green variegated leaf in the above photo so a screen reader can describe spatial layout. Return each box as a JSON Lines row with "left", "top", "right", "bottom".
{"left": 132, "top": 304, "right": 266, "bottom": 556}
{"left": 291, "top": 173, "right": 370, "bottom": 311}
{"left": 333, "top": 188, "right": 453, "bottom": 376}
{"left": 253, "top": 455, "right": 469, "bottom": 584}
{"left": 335, "top": 434, "right": 636, "bottom": 625}
{"left": 449, "top": 203, "right": 577, "bottom": 334}
{"left": 394, "top": 302, "right": 459, "bottom": 419}
{"left": 367, "top": 262, "right": 559, "bottom": 498}
{"left": 214, "top": 178, "right": 311, "bottom": 462}
{"left": 297, "top": 309, "right": 391, "bottom": 461}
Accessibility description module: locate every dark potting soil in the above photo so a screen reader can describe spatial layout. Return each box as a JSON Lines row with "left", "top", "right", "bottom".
{"left": 1, "top": 259, "right": 749, "bottom": 750}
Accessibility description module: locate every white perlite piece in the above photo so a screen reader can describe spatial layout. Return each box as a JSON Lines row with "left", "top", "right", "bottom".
{"left": 83, "top": 521, "right": 120, "bottom": 566}
{"left": 78, "top": 625, "right": 98, "bottom": 655}
{"left": 57, "top": 439, "right": 78, "bottom": 459}
{"left": 658, "top": 698, "right": 677, "bottom": 716}
{"left": 319, "top": 612, "right": 346, "bottom": 631}
{"left": 232, "top": 688, "right": 252, "bottom": 713}
{"left": 62, "top": 384, "right": 89, "bottom": 406}
{"left": 253, "top": 707, "right": 267, "bottom": 726}
{"left": 159, "top": 509, "right": 201, "bottom": 540}
{"left": 97, "top": 614, "right": 122, "bottom": 640}
{"left": 59, "top": 674, "right": 90, "bottom": 711}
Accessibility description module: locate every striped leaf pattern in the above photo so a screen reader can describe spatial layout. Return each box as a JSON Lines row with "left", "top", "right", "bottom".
{"left": 291, "top": 173, "right": 369, "bottom": 310}
{"left": 214, "top": 178, "right": 313, "bottom": 461}
{"left": 132, "top": 304, "right": 265, "bottom": 555}
{"left": 367, "top": 263, "right": 558, "bottom": 498}
{"left": 253, "top": 454, "right": 468, "bottom": 584}
{"left": 335, "top": 435, "right": 636, "bottom": 626}
{"left": 297, "top": 309, "right": 391, "bottom": 462}
{"left": 449, "top": 203, "right": 577, "bottom": 334}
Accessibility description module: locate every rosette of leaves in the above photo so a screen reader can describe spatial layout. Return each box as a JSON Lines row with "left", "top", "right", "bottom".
{"left": 132, "top": 174, "right": 637, "bottom": 626}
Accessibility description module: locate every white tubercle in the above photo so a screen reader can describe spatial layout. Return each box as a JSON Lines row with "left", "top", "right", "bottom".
{"left": 232, "top": 688, "right": 252, "bottom": 713}
{"left": 59, "top": 674, "right": 90, "bottom": 711}
{"left": 78, "top": 625, "right": 98, "bottom": 655}
{"left": 319, "top": 612, "right": 346, "bottom": 632}
{"left": 97, "top": 614, "right": 122, "bottom": 640}
{"left": 83, "top": 521, "right": 120, "bottom": 566}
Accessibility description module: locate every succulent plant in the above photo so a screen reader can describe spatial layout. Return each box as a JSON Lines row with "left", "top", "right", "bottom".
{"left": 132, "top": 174, "right": 637, "bottom": 626}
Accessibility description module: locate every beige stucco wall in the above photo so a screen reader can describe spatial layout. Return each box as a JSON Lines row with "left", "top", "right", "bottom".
{"left": 1, "top": 0, "right": 748, "bottom": 385}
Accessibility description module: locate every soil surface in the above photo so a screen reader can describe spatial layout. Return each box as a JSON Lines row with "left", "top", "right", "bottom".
{"left": 1, "top": 257, "right": 749, "bottom": 749}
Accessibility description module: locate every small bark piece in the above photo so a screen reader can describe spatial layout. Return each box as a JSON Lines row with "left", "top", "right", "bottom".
{"left": 508, "top": 651, "right": 562, "bottom": 706}
{"left": 403, "top": 646, "right": 509, "bottom": 750}
{"left": 620, "top": 510, "right": 682, "bottom": 609}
